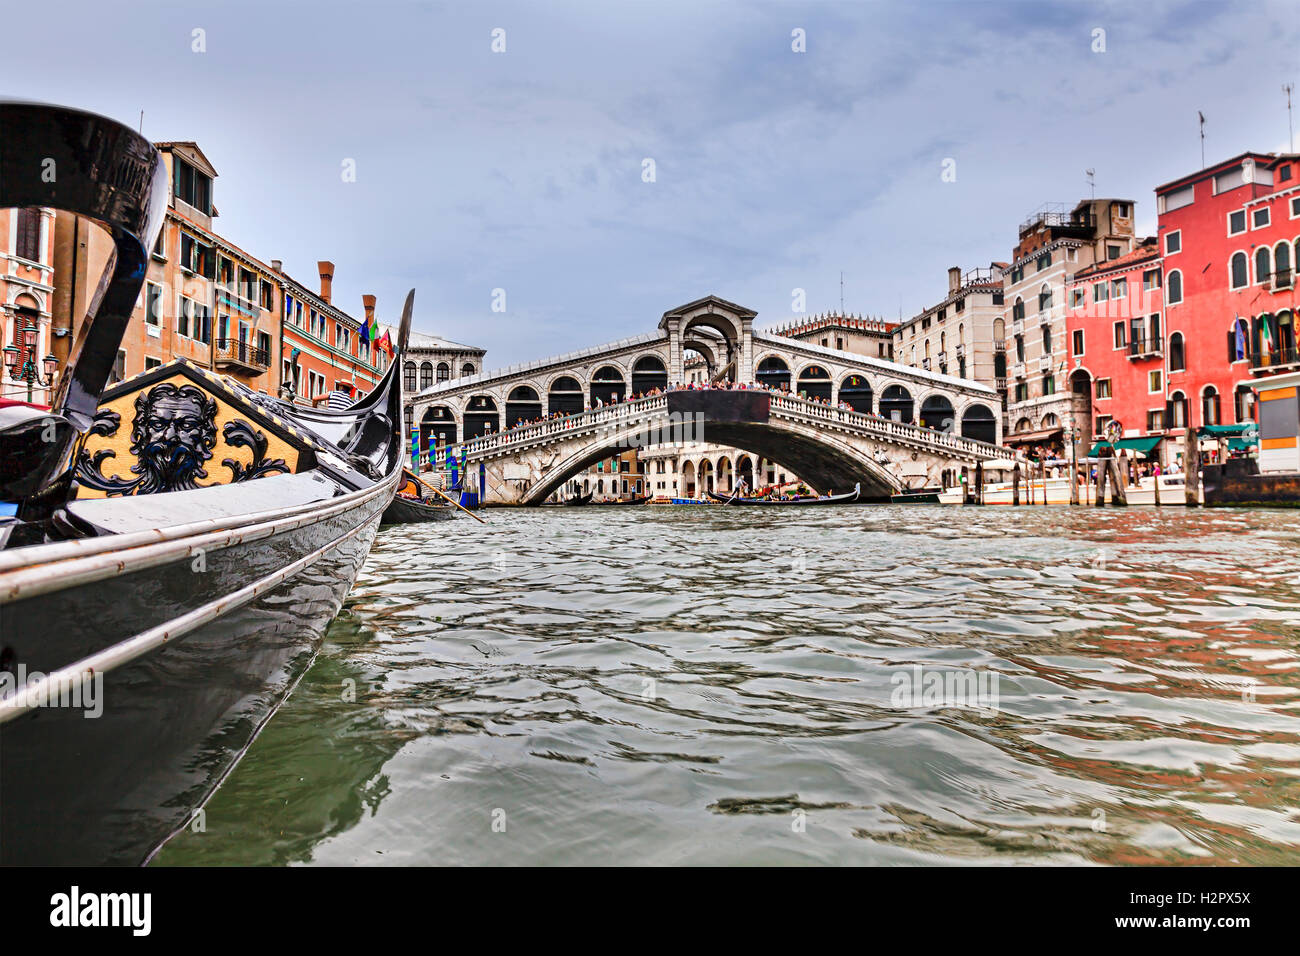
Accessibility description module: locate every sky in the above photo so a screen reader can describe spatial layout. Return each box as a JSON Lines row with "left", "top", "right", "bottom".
{"left": 6, "top": 0, "right": 1299, "bottom": 367}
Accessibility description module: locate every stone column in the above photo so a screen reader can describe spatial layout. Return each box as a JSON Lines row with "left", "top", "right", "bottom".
{"left": 665, "top": 318, "right": 683, "bottom": 384}
{"left": 739, "top": 317, "right": 755, "bottom": 383}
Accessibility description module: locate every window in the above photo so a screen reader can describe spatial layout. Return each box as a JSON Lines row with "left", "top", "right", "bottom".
{"left": 1095, "top": 414, "right": 1113, "bottom": 435}
{"left": 1252, "top": 207, "right": 1271, "bottom": 229}
{"left": 110, "top": 349, "right": 126, "bottom": 384}
{"left": 1042, "top": 374, "right": 1055, "bottom": 396}
{"left": 1165, "top": 230, "right": 1181, "bottom": 254}
{"left": 1096, "top": 379, "right": 1112, "bottom": 399}
{"left": 1014, "top": 334, "right": 1025, "bottom": 362}
{"left": 14, "top": 208, "right": 40, "bottom": 262}
{"left": 152, "top": 229, "right": 166, "bottom": 260}
{"left": 1012, "top": 298, "right": 1025, "bottom": 321}
{"left": 1228, "top": 210, "right": 1246, "bottom": 235}
{"left": 1166, "top": 270, "right": 1182, "bottom": 304}
{"left": 1093, "top": 282, "right": 1109, "bottom": 303}
{"left": 1070, "top": 288, "right": 1085, "bottom": 309}
{"left": 1115, "top": 202, "right": 1130, "bottom": 218}
{"left": 404, "top": 363, "right": 417, "bottom": 393}
{"left": 1072, "top": 329, "right": 1085, "bottom": 355}
{"left": 174, "top": 158, "right": 212, "bottom": 215}
{"left": 1148, "top": 369, "right": 1162, "bottom": 393}
{"left": 462, "top": 363, "right": 475, "bottom": 376}
{"left": 1292, "top": 196, "right": 1300, "bottom": 219}
{"left": 1113, "top": 321, "right": 1127, "bottom": 348}
{"left": 1202, "top": 387, "right": 1221, "bottom": 426}
{"left": 1107, "top": 245, "right": 1121, "bottom": 260}
{"left": 144, "top": 357, "right": 162, "bottom": 371}
{"left": 1010, "top": 266, "right": 1024, "bottom": 283}
{"left": 1282, "top": 165, "right": 1294, "bottom": 183}
{"left": 1276, "top": 242, "right": 1293, "bottom": 284}
{"left": 179, "top": 232, "right": 214, "bottom": 277}
{"left": 1161, "top": 186, "right": 1194, "bottom": 212}
{"left": 437, "top": 362, "right": 450, "bottom": 381}
{"left": 1036, "top": 253, "right": 1050, "bottom": 272}
{"left": 1255, "top": 246, "right": 1271, "bottom": 283}
{"left": 1168, "top": 393, "right": 1187, "bottom": 428}
{"left": 420, "top": 362, "right": 433, "bottom": 390}
{"left": 1038, "top": 286, "right": 1052, "bottom": 312}
{"left": 1041, "top": 326, "right": 1052, "bottom": 353}
{"left": 1146, "top": 409, "right": 1164, "bottom": 431}
{"left": 1230, "top": 252, "right": 1249, "bottom": 289}
{"left": 145, "top": 282, "right": 163, "bottom": 326}
{"left": 1014, "top": 383, "right": 1029, "bottom": 403}
{"left": 1143, "top": 269, "right": 1161, "bottom": 291}
{"left": 1228, "top": 317, "right": 1250, "bottom": 362}
{"left": 1112, "top": 278, "right": 1127, "bottom": 299}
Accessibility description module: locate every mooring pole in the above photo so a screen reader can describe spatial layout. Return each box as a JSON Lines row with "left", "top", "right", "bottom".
{"left": 1012, "top": 462, "right": 1020, "bottom": 506}
{"left": 1184, "top": 428, "right": 1199, "bottom": 507}
{"left": 1096, "top": 447, "right": 1109, "bottom": 506}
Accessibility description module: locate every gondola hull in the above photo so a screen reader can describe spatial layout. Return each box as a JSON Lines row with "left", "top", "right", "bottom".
{"left": 381, "top": 494, "right": 459, "bottom": 525}
{"left": 0, "top": 480, "right": 391, "bottom": 865}
{"left": 707, "top": 483, "right": 861, "bottom": 506}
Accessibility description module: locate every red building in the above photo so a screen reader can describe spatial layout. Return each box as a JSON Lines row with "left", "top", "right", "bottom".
{"left": 1065, "top": 237, "right": 1167, "bottom": 460}
{"left": 275, "top": 260, "right": 388, "bottom": 406}
{"left": 1155, "top": 151, "right": 1300, "bottom": 453}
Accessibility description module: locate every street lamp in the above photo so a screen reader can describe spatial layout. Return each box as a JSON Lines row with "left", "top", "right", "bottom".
{"left": 4, "top": 323, "right": 58, "bottom": 403}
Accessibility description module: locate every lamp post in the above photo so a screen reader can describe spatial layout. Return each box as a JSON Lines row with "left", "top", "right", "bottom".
{"left": 3, "top": 323, "right": 59, "bottom": 404}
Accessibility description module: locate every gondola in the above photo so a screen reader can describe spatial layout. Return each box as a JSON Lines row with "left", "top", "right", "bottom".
{"left": 592, "top": 495, "right": 651, "bottom": 506}
{"left": 564, "top": 491, "right": 594, "bottom": 506}
{"left": 0, "top": 103, "right": 409, "bottom": 866}
{"left": 381, "top": 470, "right": 459, "bottom": 525}
{"left": 890, "top": 489, "right": 941, "bottom": 504}
{"left": 708, "top": 483, "right": 861, "bottom": 506}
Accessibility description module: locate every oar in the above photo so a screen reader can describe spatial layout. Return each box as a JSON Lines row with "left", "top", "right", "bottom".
{"left": 414, "top": 473, "right": 487, "bottom": 523}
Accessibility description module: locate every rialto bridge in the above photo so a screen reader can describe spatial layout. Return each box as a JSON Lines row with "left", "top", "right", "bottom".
{"left": 407, "top": 295, "right": 1011, "bottom": 503}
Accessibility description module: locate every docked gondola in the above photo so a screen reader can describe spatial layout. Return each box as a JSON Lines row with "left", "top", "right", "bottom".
{"left": 708, "top": 483, "right": 861, "bottom": 505}
{"left": 381, "top": 470, "right": 459, "bottom": 525}
{"left": 564, "top": 491, "right": 594, "bottom": 506}
{"left": 592, "top": 495, "right": 651, "bottom": 506}
{"left": 0, "top": 103, "right": 410, "bottom": 866}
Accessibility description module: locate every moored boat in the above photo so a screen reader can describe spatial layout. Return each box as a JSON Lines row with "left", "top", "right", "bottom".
{"left": 564, "top": 491, "right": 594, "bottom": 506}
{"left": 709, "top": 483, "right": 861, "bottom": 505}
{"left": 0, "top": 102, "right": 411, "bottom": 865}
{"left": 381, "top": 470, "right": 459, "bottom": 525}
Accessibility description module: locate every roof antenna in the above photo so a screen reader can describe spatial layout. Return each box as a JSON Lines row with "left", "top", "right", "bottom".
{"left": 1285, "top": 83, "right": 1295, "bottom": 153}
{"left": 1086, "top": 168, "right": 1095, "bottom": 199}
{"left": 1198, "top": 111, "right": 1206, "bottom": 168}
{"left": 839, "top": 271, "right": 844, "bottom": 315}
{"left": 138, "top": 110, "right": 144, "bottom": 134}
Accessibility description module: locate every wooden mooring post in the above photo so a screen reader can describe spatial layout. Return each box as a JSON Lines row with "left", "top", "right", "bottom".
{"left": 1012, "top": 462, "right": 1021, "bottom": 506}
{"left": 1183, "top": 428, "right": 1200, "bottom": 507}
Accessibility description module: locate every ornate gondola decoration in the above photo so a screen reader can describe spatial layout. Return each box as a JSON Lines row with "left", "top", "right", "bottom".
{"left": 74, "top": 363, "right": 302, "bottom": 498}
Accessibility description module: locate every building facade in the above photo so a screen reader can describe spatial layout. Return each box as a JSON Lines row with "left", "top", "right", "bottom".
{"left": 403, "top": 329, "right": 487, "bottom": 450}
{"left": 1064, "top": 238, "right": 1165, "bottom": 459}
{"left": 1154, "top": 151, "right": 1300, "bottom": 451}
{"left": 891, "top": 265, "right": 1006, "bottom": 399}
{"left": 1, "top": 205, "right": 56, "bottom": 405}
{"left": 767, "top": 313, "right": 896, "bottom": 360}
{"left": 1002, "top": 199, "right": 1138, "bottom": 457}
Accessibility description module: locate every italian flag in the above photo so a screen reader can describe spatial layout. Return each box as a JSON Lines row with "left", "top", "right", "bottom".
{"left": 1261, "top": 316, "right": 1275, "bottom": 353}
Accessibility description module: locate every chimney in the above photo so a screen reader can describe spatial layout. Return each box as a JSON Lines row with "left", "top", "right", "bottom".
{"left": 948, "top": 266, "right": 962, "bottom": 294}
{"left": 362, "top": 294, "right": 376, "bottom": 326}
{"left": 318, "top": 260, "right": 334, "bottom": 304}
{"left": 271, "top": 259, "right": 282, "bottom": 272}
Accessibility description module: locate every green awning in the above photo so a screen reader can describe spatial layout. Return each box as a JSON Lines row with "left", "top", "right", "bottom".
{"left": 1227, "top": 436, "right": 1258, "bottom": 452}
{"left": 1087, "top": 435, "right": 1163, "bottom": 457}
{"left": 1198, "top": 424, "right": 1254, "bottom": 437}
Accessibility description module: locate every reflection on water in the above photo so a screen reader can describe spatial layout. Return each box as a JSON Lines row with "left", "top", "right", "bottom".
{"left": 156, "top": 505, "right": 1300, "bottom": 865}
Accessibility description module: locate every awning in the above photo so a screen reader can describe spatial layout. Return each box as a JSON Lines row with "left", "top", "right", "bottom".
{"left": 1227, "top": 436, "right": 1258, "bottom": 452}
{"left": 1087, "top": 435, "right": 1162, "bottom": 457}
{"left": 1198, "top": 423, "right": 1254, "bottom": 437}
{"left": 1005, "top": 427, "right": 1063, "bottom": 445}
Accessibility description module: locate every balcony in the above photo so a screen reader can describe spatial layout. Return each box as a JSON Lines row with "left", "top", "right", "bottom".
{"left": 955, "top": 343, "right": 965, "bottom": 358}
{"left": 1012, "top": 362, "right": 1026, "bottom": 378}
{"left": 993, "top": 341, "right": 1006, "bottom": 352}
{"left": 1038, "top": 354, "right": 1052, "bottom": 372}
{"left": 1267, "top": 269, "right": 1294, "bottom": 292}
{"left": 1253, "top": 345, "right": 1300, "bottom": 372}
{"left": 1127, "top": 335, "right": 1163, "bottom": 360}
{"left": 1012, "top": 318, "right": 1023, "bottom": 336}
{"left": 214, "top": 338, "right": 270, "bottom": 374}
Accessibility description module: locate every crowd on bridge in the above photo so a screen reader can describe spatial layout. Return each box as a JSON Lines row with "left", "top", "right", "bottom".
{"left": 488, "top": 379, "right": 924, "bottom": 435}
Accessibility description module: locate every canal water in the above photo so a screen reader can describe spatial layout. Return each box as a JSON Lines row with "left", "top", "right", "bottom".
{"left": 156, "top": 505, "right": 1300, "bottom": 865}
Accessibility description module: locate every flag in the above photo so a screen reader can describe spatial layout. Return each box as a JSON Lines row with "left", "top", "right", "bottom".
{"left": 1260, "top": 316, "right": 1275, "bottom": 353}
{"left": 1234, "top": 318, "right": 1247, "bottom": 361}
{"left": 377, "top": 330, "right": 393, "bottom": 356}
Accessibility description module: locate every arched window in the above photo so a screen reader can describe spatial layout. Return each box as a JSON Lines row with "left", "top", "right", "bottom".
{"left": 1167, "top": 269, "right": 1183, "bottom": 304}
{"left": 1230, "top": 252, "right": 1248, "bottom": 289}
{"left": 1256, "top": 246, "right": 1272, "bottom": 284}
{"left": 1169, "top": 391, "right": 1188, "bottom": 428}
{"left": 1276, "top": 241, "right": 1292, "bottom": 282}
{"left": 436, "top": 362, "right": 450, "bottom": 381}
{"left": 993, "top": 317, "right": 1005, "bottom": 340}
{"left": 1038, "top": 284, "right": 1052, "bottom": 312}
{"left": 404, "top": 362, "right": 417, "bottom": 393}
{"left": 419, "top": 362, "right": 433, "bottom": 390}
{"left": 462, "top": 363, "right": 476, "bottom": 377}
{"left": 1169, "top": 332, "right": 1185, "bottom": 371}
{"left": 1202, "top": 386, "right": 1220, "bottom": 426}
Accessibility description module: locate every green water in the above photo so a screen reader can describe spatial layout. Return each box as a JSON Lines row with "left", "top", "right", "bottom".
{"left": 156, "top": 505, "right": 1300, "bottom": 865}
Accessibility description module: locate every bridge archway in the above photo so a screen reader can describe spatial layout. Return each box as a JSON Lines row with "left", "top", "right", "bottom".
{"left": 960, "top": 403, "right": 997, "bottom": 444}
{"left": 631, "top": 355, "right": 668, "bottom": 395}
{"left": 682, "top": 460, "right": 696, "bottom": 497}
{"left": 590, "top": 365, "right": 625, "bottom": 406}
{"left": 796, "top": 364, "right": 832, "bottom": 402}
{"left": 506, "top": 385, "right": 543, "bottom": 428}
{"left": 880, "top": 384, "right": 914, "bottom": 423}
{"left": 548, "top": 375, "right": 584, "bottom": 416}
{"left": 919, "top": 395, "right": 955, "bottom": 432}
{"left": 756, "top": 355, "right": 791, "bottom": 391}
{"left": 839, "top": 374, "right": 873, "bottom": 413}
{"left": 464, "top": 395, "right": 499, "bottom": 439}
{"left": 421, "top": 405, "right": 457, "bottom": 453}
